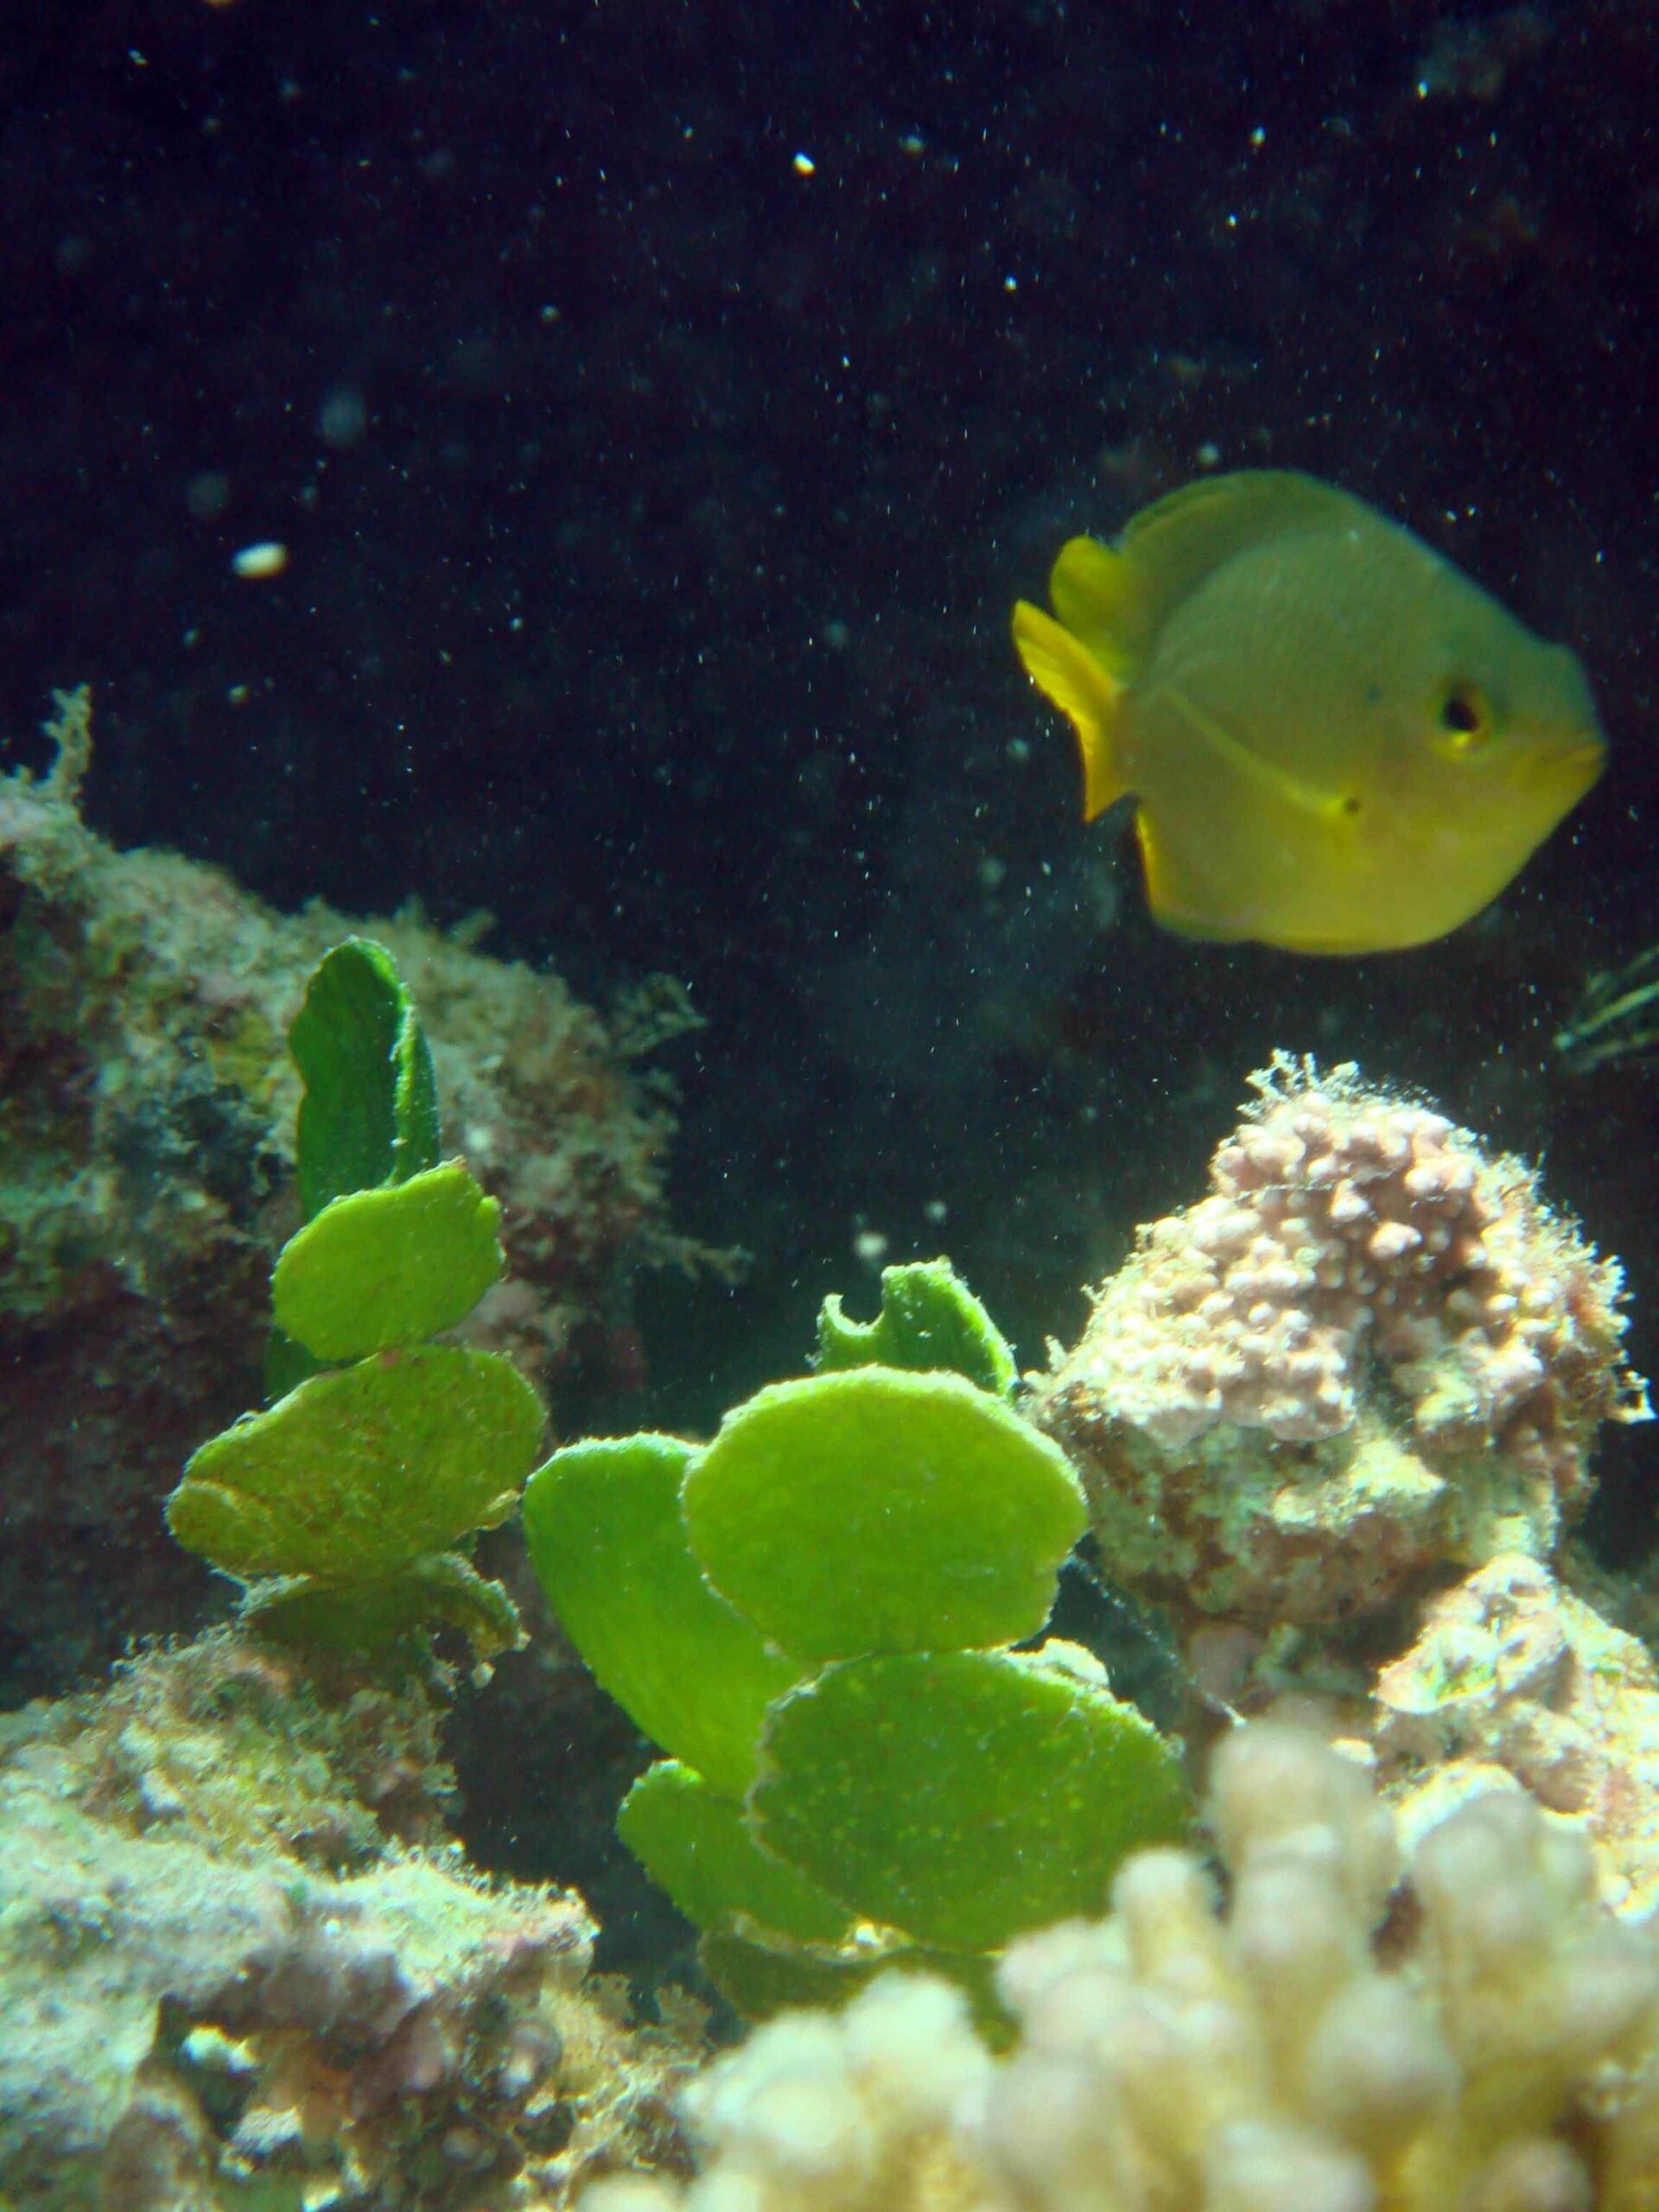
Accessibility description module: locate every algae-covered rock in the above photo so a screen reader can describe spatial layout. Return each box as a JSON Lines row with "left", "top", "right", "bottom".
{"left": 0, "top": 691, "right": 695, "bottom": 1699}
{"left": 0, "top": 1632, "right": 702, "bottom": 2212}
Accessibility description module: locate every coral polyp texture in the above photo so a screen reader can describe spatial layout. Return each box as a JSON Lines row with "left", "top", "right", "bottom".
{"left": 1033, "top": 1054, "right": 1649, "bottom": 1635}
{"left": 583, "top": 1721, "right": 1659, "bottom": 2212}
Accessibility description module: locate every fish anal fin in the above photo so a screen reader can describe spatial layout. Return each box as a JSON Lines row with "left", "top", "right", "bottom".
{"left": 1135, "top": 810, "right": 1244, "bottom": 942}
{"left": 1012, "top": 601, "right": 1130, "bottom": 822}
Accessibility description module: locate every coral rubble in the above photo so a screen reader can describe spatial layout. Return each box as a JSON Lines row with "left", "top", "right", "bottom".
{"left": 0, "top": 1631, "right": 701, "bottom": 2211}
{"left": 1033, "top": 1054, "right": 1648, "bottom": 1639}
{"left": 588, "top": 1721, "right": 1659, "bottom": 2212}
{"left": 0, "top": 690, "right": 698, "bottom": 1698}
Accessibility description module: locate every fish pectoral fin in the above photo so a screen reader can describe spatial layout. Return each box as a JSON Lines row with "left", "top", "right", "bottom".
{"left": 1160, "top": 685, "right": 1357, "bottom": 827}
{"left": 1012, "top": 601, "right": 1130, "bottom": 822}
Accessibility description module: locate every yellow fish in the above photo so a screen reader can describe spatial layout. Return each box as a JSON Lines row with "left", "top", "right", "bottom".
{"left": 1012, "top": 470, "right": 1605, "bottom": 953}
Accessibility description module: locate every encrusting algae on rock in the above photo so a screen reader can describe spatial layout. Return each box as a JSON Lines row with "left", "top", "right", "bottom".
{"left": 1031, "top": 1054, "right": 1649, "bottom": 1654}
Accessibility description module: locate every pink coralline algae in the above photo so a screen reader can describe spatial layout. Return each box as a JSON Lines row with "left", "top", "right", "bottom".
{"left": 1033, "top": 1055, "right": 1649, "bottom": 1633}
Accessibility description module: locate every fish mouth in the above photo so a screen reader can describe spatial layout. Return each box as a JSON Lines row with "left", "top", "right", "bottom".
{"left": 1531, "top": 734, "right": 1606, "bottom": 805}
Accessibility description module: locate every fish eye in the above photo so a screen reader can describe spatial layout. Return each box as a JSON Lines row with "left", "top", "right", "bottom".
{"left": 1436, "top": 681, "right": 1491, "bottom": 754}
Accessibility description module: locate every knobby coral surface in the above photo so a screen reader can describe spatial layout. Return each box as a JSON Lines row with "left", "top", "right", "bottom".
{"left": 587, "top": 1721, "right": 1659, "bottom": 2212}
{"left": 0, "top": 1632, "right": 702, "bottom": 2211}
{"left": 1033, "top": 1055, "right": 1648, "bottom": 1636}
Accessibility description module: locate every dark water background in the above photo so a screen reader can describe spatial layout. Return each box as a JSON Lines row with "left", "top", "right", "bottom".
{"left": 4, "top": 0, "right": 1658, "bottom": 1544}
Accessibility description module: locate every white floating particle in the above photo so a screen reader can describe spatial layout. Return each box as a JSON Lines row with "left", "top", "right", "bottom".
{"left": 792, "top": 151, "right": 816, "bottom": 175}
{"left": 232, "top": 541, "right": 289, "bottom": 579}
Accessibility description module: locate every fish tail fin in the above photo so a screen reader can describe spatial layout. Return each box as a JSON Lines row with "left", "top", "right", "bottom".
{"left": 1012, "top": 600, "right": 1130, "bottom": 822}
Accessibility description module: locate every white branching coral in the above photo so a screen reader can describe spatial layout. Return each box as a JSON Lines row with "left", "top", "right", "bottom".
{"left": 1033, "top": 1056, "right": 1649, "bottom": 1630}
{"left": 593, "top": 1724, "right": 1659, "bottom": 2212}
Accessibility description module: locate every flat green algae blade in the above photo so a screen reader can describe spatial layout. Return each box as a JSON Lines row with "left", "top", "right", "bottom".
{"left": 752, "top": 1647, "right": 1192, "bottom": 1954}
{"left": 272, "top": 1161, "right": 505, "bottom": 1362}
{"left": 168, "top": 1344, "right": 541, "bottom": 1582}
{"left": 816, "top": 1258, "right": 1016, "bottom": 1400}
{"left": 521, "top": 1435, "right": 800, "bottom": 1800}
{"left": 242, "top": 1550, "right": 524, "bottom": 1658}
{"left": 681, "top": 1367, "right": 1085, "bottom": 1664}
{"left": 290, "top": 938, "right": 440, "bottom": 1219}
{"left": 618, "top": 1759, "right": 855, "bottom": 1946}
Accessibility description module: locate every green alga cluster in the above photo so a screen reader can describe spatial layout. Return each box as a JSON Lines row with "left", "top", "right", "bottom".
{"left": 524, "top": 1261, "right": 1191, "bottom": 2017}
{"left": 167, "top": 939, "right": 544, "bottom": 1658}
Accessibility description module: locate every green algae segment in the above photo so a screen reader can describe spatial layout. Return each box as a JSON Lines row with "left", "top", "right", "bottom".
{"left": 169, "top": 1344, "right": 538, "bottom": 1582}
{"left": 522, "top": 1434, "right": 800, "bottom": 1801}
{"left": 815, "top": 1256, "right": 1017, "bottom": 1400}
{"left": 273, "top": 1161, "right": 505, "bottom": 1362}
{"left": 682, "top": 1367, "right": 1086, "bottom": 1663}
{"left": 244, "top": 1548, "right": 525, "bottom": 1657}
{"left": 752, "top": 1648, "right": 1192, "bottom": 1954}
{"left": 289, "top": 936, "right": 440, "bottom": 1219}
{"left": 618, "top": 1758, "right": 855, "bottom": 1948}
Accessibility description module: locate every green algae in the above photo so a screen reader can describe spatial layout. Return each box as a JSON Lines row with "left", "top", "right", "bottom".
{"left": 168, "top": 939, "right": 540, "bottom": 1659}
{"left": 289, "top": 936, "right": 440, "bottom": 1218}
{"left": 682, "top": 1365, "right": 1084, "bottom": 1662}
{"left": 523, "top": 1433, "right": 798, "bottom": 1800}
{"left": 273, "top": 1160, "right": 505, "bottom": 1361}
{"left": 815, "top": 1255, "right": 1016, "bottom": 1399}
{"left": 753, "top": 1646, "right": 1192, "bottom": 1953}
{"left": 524, "top": 1287, "right": 1192, "bottom": 2018}
{"left": 169, "top": 1345, "right": 536, "bottom": 1581}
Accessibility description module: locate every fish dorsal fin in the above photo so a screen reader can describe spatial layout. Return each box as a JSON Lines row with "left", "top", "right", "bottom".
{"left": 1121, "top": 470, "right": 1379, "bottom": 620}
{"left": 1047, "top": 534, "right": 1153, "bottom": 679}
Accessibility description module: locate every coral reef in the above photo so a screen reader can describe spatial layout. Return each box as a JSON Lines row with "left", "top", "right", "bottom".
{"left": 588, "top": 1720, "right": 1659, "bottom": 2212}
{"left": 0, "top": 1630, "right": 702, "bottom": 2211}
{"left": 1374, "top": 1552, "right": 1659, "bottom": 1920}
{"left": 1032, "top": 1054, "right": 1648, "bottom": 1641}
{"left": 0, "top": 691, "right": 702, "bottom": 1699}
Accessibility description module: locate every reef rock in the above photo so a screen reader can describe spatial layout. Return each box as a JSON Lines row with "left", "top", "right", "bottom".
{"left": 1375, "top": 1552, "right": 1659, "bottom": 1920}
{"left": 0, "top": 1631, "right": 700, "bottom": 2211}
